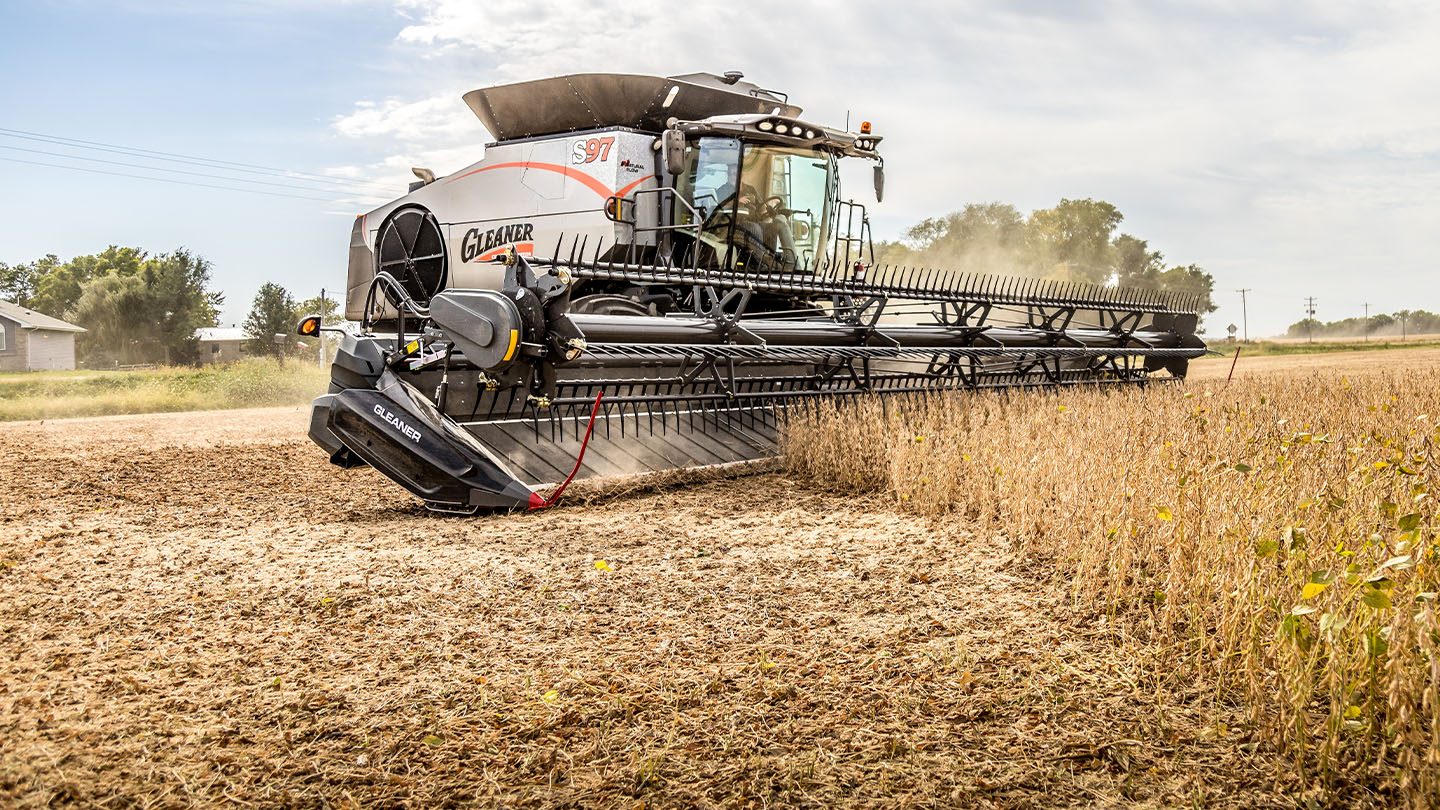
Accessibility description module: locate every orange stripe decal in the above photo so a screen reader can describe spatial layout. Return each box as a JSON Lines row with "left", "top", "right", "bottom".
{"left": 614, "top": 175, "right": 653, "bottom": 198}
{"left": 476, "top": 242, "right": 534, "bottom": 261}
{"left": 445, "top": 161, "right": 654, "bottom": 201}
{"left": 445, "top": 162, "right": 613, "bottom": 199}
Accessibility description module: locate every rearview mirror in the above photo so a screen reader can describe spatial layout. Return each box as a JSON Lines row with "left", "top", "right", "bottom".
{"left": 873, "top": 163, "right": 885, "bottom": 203}
{"left": 297, "top": 314, "right": 322, "bottom": 337}
{"left": 662, "top": 129, "right": 686, "bottom": 178}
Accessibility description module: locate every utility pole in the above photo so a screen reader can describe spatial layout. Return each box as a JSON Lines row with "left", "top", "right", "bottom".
{"left": 1304, "top": 297, "right": 1317, "bottom": 343}
{"left": 1235, "top": 288, "right": 1252, "bottom": 341}
{"left": 1363, "top": 302, "right": 1369, "bottom": 342}
{"left": 317, "top": 287, "right": 335, "bottom": 368}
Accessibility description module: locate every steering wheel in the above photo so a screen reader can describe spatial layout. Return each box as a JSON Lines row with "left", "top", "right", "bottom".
{"left": 700, "top": 191, "right": 742, "bottom": 229}
{"left": 763, "top": 195, "right": 805, "bottom": 217}
{"left": 700, "top": 195, "right": 767, "bottom": 232}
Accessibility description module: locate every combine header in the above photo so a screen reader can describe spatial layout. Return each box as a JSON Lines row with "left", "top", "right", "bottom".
{"left": 301, "top": 72, "right": 1206, "bottom": 512}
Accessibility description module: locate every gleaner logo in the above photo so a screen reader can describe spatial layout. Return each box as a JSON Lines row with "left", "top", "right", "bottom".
{"left": 373, "top": 403, "right": 422, "bottom": 443}
{"left": 460, "top": 223, "right": 535, "bottom": 263}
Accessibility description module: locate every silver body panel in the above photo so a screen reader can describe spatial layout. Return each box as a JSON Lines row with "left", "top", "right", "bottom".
{"left": 345, "top": 129, "right": 660, "bottom": 320}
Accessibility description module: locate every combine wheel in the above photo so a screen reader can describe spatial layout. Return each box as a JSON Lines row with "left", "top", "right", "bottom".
{"left": 375, "top": 205, "right": 447, "bottom": 306}
{"left": 570, "top": 294, "right": 653, "bottom": 316}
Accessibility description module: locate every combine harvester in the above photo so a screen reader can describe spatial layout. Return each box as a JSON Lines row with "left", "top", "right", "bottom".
{"left": 299, "top": 71, "right": 1206, "bottom": 512}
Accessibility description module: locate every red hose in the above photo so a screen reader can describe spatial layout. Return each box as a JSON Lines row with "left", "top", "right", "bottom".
{"left": 527, "top": 390, "right": 604, "bottom": 510}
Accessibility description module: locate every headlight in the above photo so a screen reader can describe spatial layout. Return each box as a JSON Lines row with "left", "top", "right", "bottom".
{"left": 758, "top": 120, "right": 774, "bottom": 131}
{"left": 775, "top": 124, "right": 788, "bottom": 134}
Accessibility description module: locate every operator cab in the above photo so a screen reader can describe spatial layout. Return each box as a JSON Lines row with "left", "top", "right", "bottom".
{"left": 673, "top": 137, "right": 836, "bottom": 273}
{"left": 658, "top": 110, "right": 883, "bottom": 279}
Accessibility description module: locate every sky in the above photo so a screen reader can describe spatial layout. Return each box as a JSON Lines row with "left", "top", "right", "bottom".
{"left": 1, "top": 0, "right": 1437, "bottom": 337}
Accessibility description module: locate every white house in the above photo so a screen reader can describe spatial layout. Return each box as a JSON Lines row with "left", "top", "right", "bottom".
{"left": 194, "top": 327, "right": 249, "bottom": 364}
{"left": 0, "top": 299, "right": 85, "bottom": 372}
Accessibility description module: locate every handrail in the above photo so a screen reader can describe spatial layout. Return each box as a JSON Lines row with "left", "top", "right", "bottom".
{"left": 607, "top": 186, "right": 703, "bottom": 237}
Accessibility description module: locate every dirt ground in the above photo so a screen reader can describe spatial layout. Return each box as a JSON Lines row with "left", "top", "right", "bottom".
{"left": 2, "top": 397, "right": 1294, "bottom": 807}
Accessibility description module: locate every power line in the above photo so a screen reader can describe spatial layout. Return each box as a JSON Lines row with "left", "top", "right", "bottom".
{"left": 1304, "top": 296, "right": 1317, "bottom": 344}
{"left": 0, "top": 126, "right": 396, "bottom": 193}
{"left": 0, "top": 143, "right": 376, "bottom": 197}
{"left": 0, "top": 156, "right": 338, "bottom": 202}
{"left": 0, "top": 126, "right": 391, "bottom": 190}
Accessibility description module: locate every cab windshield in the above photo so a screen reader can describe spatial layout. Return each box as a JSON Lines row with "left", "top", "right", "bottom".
{"left": 673, "top": 136, "right": 835, "bottom": 273}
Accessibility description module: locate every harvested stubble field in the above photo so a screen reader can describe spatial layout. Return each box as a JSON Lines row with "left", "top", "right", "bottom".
{"left": 1, "top": 350, "right": 1436, "bottom": 808}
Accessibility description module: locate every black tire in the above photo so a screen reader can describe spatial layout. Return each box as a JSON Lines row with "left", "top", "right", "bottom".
{"left": 374, "top": 205, "right": 447, "bottom": 307}
{"left": 570, "top": 294, "right": 653, "bottom": 316}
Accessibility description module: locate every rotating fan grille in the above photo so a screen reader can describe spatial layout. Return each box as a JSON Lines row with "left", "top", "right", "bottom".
{"left": 375, "top": 207, "right": 447, "bottom": 306}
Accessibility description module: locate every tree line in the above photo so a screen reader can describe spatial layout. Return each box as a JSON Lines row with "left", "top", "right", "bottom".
{"left": 875, "top": 198, "right": 1217, "bottom": 320}
{"left": 1, "top": 247, "right": 222, "bottom": 365}
{"left": 0, "top": 247, "right": 331, "bottom": 365}
{"left": 1287, "top": 311, "right": 1440, "bottom": 340}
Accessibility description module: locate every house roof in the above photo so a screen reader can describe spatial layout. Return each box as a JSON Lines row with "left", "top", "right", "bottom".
{"left": 194, "top": 327, "right": 247, "bottom": 342}
{"left": 0, "top": 299, "right": 86, "bottom": 332}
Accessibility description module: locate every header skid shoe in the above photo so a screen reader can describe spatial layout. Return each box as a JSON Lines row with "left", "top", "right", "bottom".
{"left": 323, "top": 369, "right": 536, "bottom": 512}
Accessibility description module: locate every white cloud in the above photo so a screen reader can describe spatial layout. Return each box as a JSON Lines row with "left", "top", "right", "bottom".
{"left": 333, "top": 93, "right": 480, "bottom": 143}
{"left": 332, "top": 0, "right": 1440, "bottom": 335}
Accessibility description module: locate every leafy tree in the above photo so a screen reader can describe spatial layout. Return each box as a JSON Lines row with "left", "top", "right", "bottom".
{"left": 1411, "top": 311, "right": 1440, "bottom": 334}
{"left": 905, "top": 203, "right": 1027, "bottom": 251}
{"left": 1395, "top": 309, "right": 1415, "bottom": 338}
{"left": 296, "top": 293, "right": 340, "bottom": 325}
{"left": 1112, "top": 234, "right": 1164, "bottom": 287}
{"left": 30, "top": 246, "right": 145, "bottom": 318}
{"left": 0, "top": 255, "right": 62, "bottom": 307}
{"left": 70, "top": 274, "right": 153, "bottom": 365}
{"left": 875, "top": 203, "right": 1031, "bottom": 274}
{"left": 1155, "top": 263, "right": 1217, "bottom": 317}
{"left": 874, "top": 198, "right": 1217, "bottom": 325}
{"left": 140, "top": 249, "right": 223, "bottom": 364}
{"left": 244, "top": 283, "right": 299, "bottom": 360}
{"left": 1027, "top": 198, "right": 1122, "bottom": 283}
